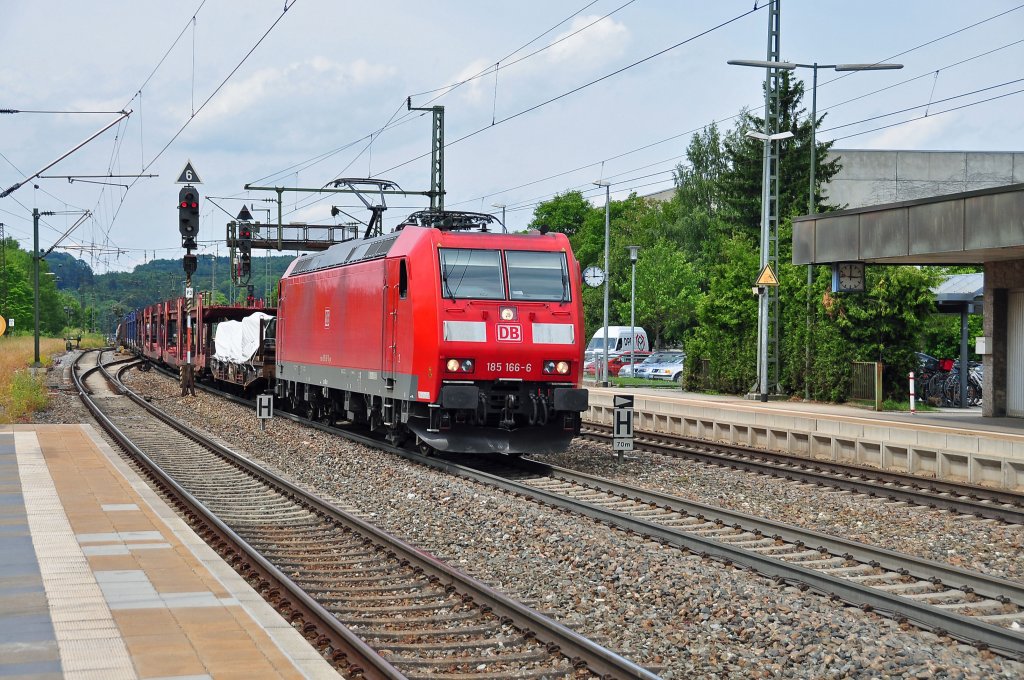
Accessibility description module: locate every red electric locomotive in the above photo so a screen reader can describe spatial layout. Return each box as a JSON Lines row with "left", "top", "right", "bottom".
{"left": 275, "top": 210, "right": 589, "bottom": 454}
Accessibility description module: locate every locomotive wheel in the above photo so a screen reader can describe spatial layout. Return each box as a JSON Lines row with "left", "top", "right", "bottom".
{"left": 415, "top": 436, "right": 435, "bottom": 457}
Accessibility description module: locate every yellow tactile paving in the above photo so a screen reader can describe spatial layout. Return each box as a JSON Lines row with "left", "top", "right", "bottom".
{"left": 12, "top": 425, "right": 338, "bottom": 680}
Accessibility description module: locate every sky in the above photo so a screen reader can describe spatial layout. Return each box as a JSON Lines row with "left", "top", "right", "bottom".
{"left": 2, "top": 1, "right": 1022, "bottom": 274}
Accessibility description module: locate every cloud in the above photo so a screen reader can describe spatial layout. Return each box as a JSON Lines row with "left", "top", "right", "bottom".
{"left": 445, "top": 59, "right": 497, "bottom": 106}
{"left": 197, "top": 57, "right": 397, "bottom": 122}
{"left": 445, "top": 15, "right": 631, "bottom": 109}
{"left": 858, "top": 113, "right": 953, "bottom": 150}
{"left": 545, "top": 15, "right": 630, "bottom": 67}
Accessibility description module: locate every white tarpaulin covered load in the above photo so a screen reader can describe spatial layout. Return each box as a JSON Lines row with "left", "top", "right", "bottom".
{"left": 213, "top": 312, "right": 273, "bottom": 363}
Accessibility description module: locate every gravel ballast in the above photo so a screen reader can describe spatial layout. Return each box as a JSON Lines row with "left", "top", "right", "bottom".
{"left": 34, "top": 355, "right": 1024, "bottom": 678}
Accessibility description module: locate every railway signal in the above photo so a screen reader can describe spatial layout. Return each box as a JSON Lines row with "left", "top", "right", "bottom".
{"left": 178, "top": 185, "right": 199, "bottom": 249}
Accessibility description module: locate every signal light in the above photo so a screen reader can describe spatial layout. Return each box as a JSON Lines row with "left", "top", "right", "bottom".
{"left": 178, "top": 185, "right": 200, "bottom": 248}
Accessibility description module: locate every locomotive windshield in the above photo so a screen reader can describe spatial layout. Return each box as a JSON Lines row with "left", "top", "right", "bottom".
{"left": 506, "top": 251, "right": 570, "bottom": 301}
{"left": 439, "top": 248, "right": 505, "bottom": 299}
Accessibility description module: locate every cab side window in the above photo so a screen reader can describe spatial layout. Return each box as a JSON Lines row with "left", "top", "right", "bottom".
{"left": 399, "top": 260, "right": 408, "bottom": 299}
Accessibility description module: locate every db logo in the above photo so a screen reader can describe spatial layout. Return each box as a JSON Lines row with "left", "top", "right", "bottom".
{"left": 496, "top": 324, "right": 523, "bottom": 342}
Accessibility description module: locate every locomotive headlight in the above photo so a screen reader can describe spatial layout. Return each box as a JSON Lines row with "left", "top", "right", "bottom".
{"left": 543, "top": 360, "right": 571, "bottom": 375}
{"left": 499, "top": 306, "right": 517, "bottom": 321}
{"left": 446, "top": 358, "right": 475, "bottom": 373}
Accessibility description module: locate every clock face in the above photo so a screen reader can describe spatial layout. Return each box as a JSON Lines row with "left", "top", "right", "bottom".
{"left": 836, "top": 262, "right": 865, "bottom": 292}
{"left": 583, "top": 266, "right": 605, "bottom": 288}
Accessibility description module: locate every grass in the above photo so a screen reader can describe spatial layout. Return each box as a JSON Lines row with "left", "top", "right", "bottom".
{"left": 0, "top": 335, "right": 66, "bottom": 423}
{"left": 847, "top": 397, "right": 938, "bottom": 412}
{"left": 584, "top": 376, "right": 679, "bottom": 388}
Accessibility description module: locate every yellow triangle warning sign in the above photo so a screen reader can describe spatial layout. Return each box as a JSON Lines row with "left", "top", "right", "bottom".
{"left": 755, "top": 264, "right": 779, "bottom": 287}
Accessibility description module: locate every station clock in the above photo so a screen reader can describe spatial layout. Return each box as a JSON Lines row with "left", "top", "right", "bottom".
{"left": 832, "top": 262, "right": 866, "bottom": 293}
{"left": 582, "top": 266, "right": 606, "bottom": 288}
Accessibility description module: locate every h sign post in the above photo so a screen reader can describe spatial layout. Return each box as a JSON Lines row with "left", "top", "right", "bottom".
{"left": 257, "top": 394, "right": 273, "bottom": 432}
{"left": 612, "top": 394, "right": 634, "bottom": 461}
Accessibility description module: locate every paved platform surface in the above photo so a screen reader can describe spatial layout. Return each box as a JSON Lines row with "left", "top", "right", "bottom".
{"left": 0, "top": 424, "right": 338, "bottom": 680}
{"left": 588, "top": 384, "right": 1024, "bottom": 438}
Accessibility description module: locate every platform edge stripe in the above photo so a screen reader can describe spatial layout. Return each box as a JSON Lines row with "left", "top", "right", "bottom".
{"left": 14, "top": 429, "right": 138, "bottom": 680}
{"left": 79, "top": 424, "right": 340, "bottom": 675}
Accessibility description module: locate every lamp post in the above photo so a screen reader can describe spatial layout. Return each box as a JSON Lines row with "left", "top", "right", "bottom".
{"left": 32, "top": 208, "right": 54, "bottom": 367}
{"left": 627, "top": 246, "right": 640, "bottom": 378}
{"left": 745, "top": 128, "right": 793, "bottom": 400}
{"left": 593, "top": 180, "right": 611, "bottom": 387}
{"left": 491, "top": 203, "right": 507, "bottom": 233}
{"left": 729, "top": 59, "right": 902, "bottom": 399}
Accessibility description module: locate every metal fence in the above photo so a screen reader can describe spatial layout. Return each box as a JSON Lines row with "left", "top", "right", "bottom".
{"left": 851, "top": 361, "right": 883, "bottom": 410}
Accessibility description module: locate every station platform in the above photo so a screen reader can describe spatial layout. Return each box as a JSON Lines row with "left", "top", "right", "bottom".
{"left": 585, "top": 385, "right": 1024, "bottom": 492}
{"left": 0, "top": 424, "right": 337, "bottom": 680}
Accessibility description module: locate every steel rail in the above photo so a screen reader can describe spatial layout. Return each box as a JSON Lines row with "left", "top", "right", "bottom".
{"left": 581, "top": 424, "right": 1024, "bottom": 524}
{"left": 431, "top": 455, "right": 1024, "bottom": 659}
{"left": 132, "top": 358, "right": 1024, "bottom": 658}
{"left": 110, "top": 355, "right": 659, "bottom": 679}
{"left": 74, "top": 351, "right": 406, "bottom": 678}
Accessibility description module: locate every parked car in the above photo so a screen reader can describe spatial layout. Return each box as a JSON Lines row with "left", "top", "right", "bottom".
{"left": 584, "top": 351, "right": 651, "bottom": 377}
{"left": 628, "top": 351, "right": 685, "bottom": 380}
{"left": 646, "top": 352, "right": 686, "bottom": 381}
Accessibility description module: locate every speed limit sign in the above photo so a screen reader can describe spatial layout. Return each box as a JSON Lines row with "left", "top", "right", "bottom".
{"left": 175, "top": 160, "right": 203, "bottom": 184}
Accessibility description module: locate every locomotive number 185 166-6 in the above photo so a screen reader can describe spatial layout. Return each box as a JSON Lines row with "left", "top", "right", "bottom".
{"left": 486, "top": 362, "right": 531, "bottom": 373}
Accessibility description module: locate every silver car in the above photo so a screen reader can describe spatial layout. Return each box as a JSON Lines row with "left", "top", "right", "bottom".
{"left": 629, "top": 351, "right": 685, "bottom": 380}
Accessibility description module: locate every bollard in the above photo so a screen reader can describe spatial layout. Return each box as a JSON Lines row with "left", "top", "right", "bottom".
{"left": 909, "top": 371, "right": 916, "bottom": 414}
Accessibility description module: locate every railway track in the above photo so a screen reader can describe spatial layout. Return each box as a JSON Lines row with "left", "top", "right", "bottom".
{"left": 581, "top": 423, "right": 1024, "bottom": 525}
{"left": 405, "top": 457, "right": 1024, "bottom": 661}
{"left": 75, "top": 350, "right": 658, "bottom": 680}
{"left": 125, "top": 357, "right": 1024, "bottom": 659}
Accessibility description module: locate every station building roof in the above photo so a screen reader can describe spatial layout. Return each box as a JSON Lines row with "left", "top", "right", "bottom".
{"left": 793, "top": 182, "right": 1024, "bottom": 266}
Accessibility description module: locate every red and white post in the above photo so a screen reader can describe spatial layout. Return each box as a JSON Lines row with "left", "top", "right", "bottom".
{"left": 909, "top": 371, "right": 916, "bottom": 414}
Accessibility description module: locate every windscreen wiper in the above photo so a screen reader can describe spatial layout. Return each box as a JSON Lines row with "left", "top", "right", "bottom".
{"left": 441, "top": 270, "right": 456, "bottom": 299}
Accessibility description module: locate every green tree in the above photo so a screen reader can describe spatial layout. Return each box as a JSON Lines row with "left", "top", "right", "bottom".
{"left": 811, "top": 266, "right": 938, "bottom": 400}
{"left": 720, "top": 72, "right": 842, "bottom": 240}
{"left": 528, "top": 190, "right": 594, "bottom": 237}
{"left": 684, "top": 235, "right": 760, "bottom": 392}
{"left": 615, "top": 240, "right": 697, "bottom": 349}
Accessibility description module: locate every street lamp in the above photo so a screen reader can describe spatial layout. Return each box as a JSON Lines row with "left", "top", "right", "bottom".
{"left": 32, "top": 208, "right": 55, "bottom": 366}
{"left": 730, "top": 59, "right": 901, "bottom": 398}
{"left": 491, "top": 203, "right": 507, "bottom": 233}
{"left": 593, "top": 179, "right": 611, "bottom": 387}
{"left": 745, "top": 127, "right": 792, "bottom": 401}
{"left": 627, "top": 246, "right": 640, "bottom": 379}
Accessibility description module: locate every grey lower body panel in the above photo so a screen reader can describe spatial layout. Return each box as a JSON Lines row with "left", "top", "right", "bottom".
{"left": 406, "top": 420, "right": 578, "bottom": 455}
{"left": 277, "top": 360, "right": 419, "bottom": 401}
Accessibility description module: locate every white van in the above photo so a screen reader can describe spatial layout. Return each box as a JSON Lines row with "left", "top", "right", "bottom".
{"left": 584, "top": 326, "right": 649, "bottom": 362}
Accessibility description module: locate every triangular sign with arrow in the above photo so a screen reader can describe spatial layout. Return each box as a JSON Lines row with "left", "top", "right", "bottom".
{"left": 236, "top": 204, "right": 254, "bottom": 221}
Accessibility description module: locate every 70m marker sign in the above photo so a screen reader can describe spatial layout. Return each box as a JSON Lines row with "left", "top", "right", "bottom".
{"left": 613, "top": 394, "right": 634, "bottom": 452}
